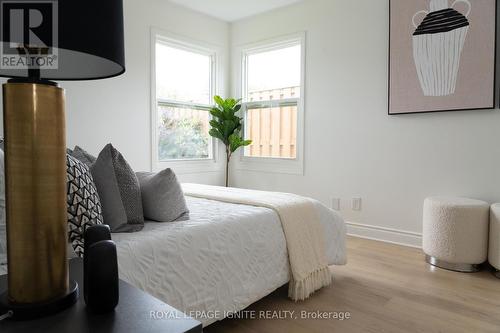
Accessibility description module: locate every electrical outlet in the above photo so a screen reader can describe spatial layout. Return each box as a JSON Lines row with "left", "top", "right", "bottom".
{"left": 331, "top": 198, "right": 340, "bottom": 211}
{"left": 352, "top": 198, "right": 362, "bottom": 211}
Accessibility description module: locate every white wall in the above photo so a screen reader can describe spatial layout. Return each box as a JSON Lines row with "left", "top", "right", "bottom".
{"left": 1, "top": 0, "right": 499, "bottom": 247}
{"left": 1, "top": 0, "right": 230, "bottom": 185}
{"left": 230, "top": 0, "right": 500, "bottom": 247}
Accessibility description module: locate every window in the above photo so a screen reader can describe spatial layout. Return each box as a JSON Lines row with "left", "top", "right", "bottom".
{"left": 242, "top": 38, "right": 303, "bottom": 160}
{"left": 154, "top": 35, "right": 215, "bottom": 162}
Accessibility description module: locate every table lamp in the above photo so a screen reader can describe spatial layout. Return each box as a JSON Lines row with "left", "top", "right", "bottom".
{"left": 0, "top": 0, "right": 125, "bottom": 320}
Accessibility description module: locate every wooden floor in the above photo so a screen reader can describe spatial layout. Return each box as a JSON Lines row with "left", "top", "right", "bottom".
{"left": 205, "top": 236, "right": 500, "bottom": 333}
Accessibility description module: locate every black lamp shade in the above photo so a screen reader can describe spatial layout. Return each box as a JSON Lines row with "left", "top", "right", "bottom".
{"left": 0, "top": 0, "right": 125, "bottom": 80}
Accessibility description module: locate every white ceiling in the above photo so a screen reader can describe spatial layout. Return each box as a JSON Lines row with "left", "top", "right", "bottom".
{"left": 168, "top": 0, "right": 303, "bottom": 22}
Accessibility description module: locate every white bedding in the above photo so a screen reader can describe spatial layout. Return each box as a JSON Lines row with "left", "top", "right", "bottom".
{"left": 112, "top": 195, "right": 346, "bottom": 326}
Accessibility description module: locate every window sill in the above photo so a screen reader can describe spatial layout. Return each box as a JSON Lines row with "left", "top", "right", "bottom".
{"left": 156, "top": 158, "right": 222, "bottom": 175}
{"left": 235, "top": 156, "right": 304, "bottom": 175}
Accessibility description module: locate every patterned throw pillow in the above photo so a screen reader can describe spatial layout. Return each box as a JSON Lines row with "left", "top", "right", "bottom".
{"left": 67, "top": 154, "right": 103, "bottom": 257}
{"left": 71, "top": 145, "right": 97, "bottom": 168}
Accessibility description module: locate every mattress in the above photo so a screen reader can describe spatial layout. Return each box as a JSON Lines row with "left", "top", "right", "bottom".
{"left": 112, "top": 195, "right": 346, "bottom": 326}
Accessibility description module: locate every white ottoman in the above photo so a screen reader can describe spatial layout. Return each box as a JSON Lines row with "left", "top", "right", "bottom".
{"left": 489, "top": 204, "right": 500, "bottom": 278}
{"left": 423, "top": 197, "right": 489, "bottom": 272}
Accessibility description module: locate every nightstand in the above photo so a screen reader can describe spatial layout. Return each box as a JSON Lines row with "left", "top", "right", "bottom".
{"left": 0, "top": 259, "right": 202, "bottom": 333}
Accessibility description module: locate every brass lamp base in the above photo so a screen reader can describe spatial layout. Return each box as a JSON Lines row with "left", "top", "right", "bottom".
{"left": 0, "top": 281, "right": 79, "bottom": 321}
{"left": 2, "top": 80, "right": 74, "bottom": 317}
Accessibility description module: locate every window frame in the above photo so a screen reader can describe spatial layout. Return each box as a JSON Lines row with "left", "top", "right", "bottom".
{"left": 235, "top": 32, "right": 306, "bottom": 175}
{"left": 151, "top": 28, "right": 222, "bottom": 174}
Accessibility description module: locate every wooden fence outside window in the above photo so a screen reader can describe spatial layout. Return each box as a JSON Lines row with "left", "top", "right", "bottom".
{"left": 245, "top": 86, "right": 299, "bottom": 159}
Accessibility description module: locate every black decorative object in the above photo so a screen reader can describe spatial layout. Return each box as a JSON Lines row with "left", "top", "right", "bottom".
{"left": 84, "top": 225, "right": 119, "bottom": 313}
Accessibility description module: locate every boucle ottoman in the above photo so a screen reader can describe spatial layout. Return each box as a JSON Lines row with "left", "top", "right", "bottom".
{"left": 423, "top": 197, "right": 489, "bottom": 272}
{"left": 489, "top": 204, "right": 500, "bottom": 278}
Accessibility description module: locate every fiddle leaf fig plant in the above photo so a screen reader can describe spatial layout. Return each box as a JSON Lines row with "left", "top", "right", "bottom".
{"left": 209, "top": 96, "right": 252, "bottom": 187}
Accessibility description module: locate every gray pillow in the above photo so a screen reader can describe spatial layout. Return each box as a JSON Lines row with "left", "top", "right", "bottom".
{"left": 91, "top": 144, "right": 144, "bottom": 233}
{"left": 136, "top": 169, "right": 189, "bottom": 222}
{"left": 71, "top": 145, "right": 97, "bottom": 167}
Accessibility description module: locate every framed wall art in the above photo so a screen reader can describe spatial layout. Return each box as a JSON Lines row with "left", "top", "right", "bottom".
{"left": 389, "top": 0, "right": 496, "bottom": 115}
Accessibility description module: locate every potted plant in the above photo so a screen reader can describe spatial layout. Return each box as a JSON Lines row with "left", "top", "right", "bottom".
{"left": 209, "top": 96, "right": 252, "bottom": 187}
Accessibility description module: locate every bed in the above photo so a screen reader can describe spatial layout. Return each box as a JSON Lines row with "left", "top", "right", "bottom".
{"left": 112, "top": 187, "right": 347, "bottom": 327}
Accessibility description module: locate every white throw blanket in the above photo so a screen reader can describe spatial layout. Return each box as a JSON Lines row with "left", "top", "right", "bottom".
{"left": 182, "top": 183, "right": 332, "bottom": 301}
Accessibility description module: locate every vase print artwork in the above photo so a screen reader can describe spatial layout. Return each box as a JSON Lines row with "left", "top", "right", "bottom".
{"left": 412, "top": 0, "right": 471, "bottom": 97}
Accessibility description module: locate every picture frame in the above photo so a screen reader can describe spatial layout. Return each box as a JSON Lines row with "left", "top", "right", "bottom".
{"left": 388, "top": 0, "right": 497, "bottom": 115}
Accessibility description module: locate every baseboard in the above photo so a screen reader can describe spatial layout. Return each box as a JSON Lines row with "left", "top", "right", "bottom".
{"left": 346, "top": 221, "right": 422, "bottom": 249}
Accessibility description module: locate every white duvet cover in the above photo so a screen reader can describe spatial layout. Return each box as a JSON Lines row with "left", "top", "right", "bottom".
{"left": 112, "top": 195, "right": 346, "bottom": 326}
